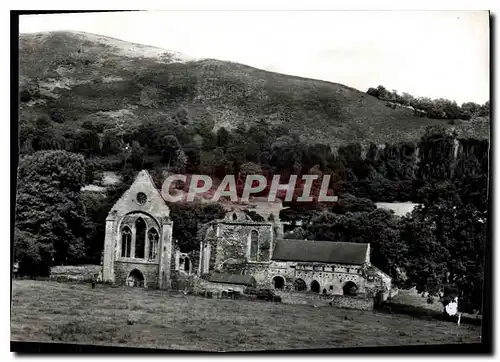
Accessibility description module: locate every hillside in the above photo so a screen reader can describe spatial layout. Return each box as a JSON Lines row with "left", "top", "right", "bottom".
{"left": 18, "top": 31, "right": 489, "bottom": 149}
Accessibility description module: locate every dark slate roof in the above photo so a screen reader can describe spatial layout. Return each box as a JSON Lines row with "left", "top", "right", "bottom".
{"left": 207, "top": 273, "right": 257, "bottom": 286}
{"left": 271, "top": 239, "right": 369, "bottom": 265}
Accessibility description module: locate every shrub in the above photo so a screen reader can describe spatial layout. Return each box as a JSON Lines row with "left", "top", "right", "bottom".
{"left": 48, "top": 108, "right": 66, "bottom": 123}
{"left": 20, "top": 89, "right": 33, "bottom": 103}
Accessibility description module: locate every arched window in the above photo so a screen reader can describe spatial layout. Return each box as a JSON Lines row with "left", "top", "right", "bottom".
{"left": 121, "top": 226, "right": 132, "bottom": 258}
{"left": 343, "top": 281, "right": 358, "bottom": 296}
{"left": 311, "top": 280, "right": 320, "bottom": 293}
{"left": 147, "top": 228, "right": 159, "bottom": 260}
{"left": 294, "top": 278, "right": 307, "bottom": 292}
{"left": 135, "top": 217, "right": 146, "bottom": 259}
{"left": 249, "top": 230, "right": 259, "bottom": 261}
{"left": 232, "top": 213, "right": 237, "bottom": 221}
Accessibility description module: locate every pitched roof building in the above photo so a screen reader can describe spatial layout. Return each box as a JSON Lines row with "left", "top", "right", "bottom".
{"left": 272, "top": 239, "right": 370, "bottom": 265}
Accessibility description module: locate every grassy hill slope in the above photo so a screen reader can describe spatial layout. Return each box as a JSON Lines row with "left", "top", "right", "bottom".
{"left": 19, "top": 31, "right": 489, "bottom": 148}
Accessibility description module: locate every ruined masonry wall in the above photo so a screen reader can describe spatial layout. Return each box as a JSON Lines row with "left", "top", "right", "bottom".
{"left": 275, "top": 292, "right": 373, "bottom": 310}
{"left": 259, "top": 261, "right": 368, "bottom": 294}
{"left": 114, "top": 261, "right": 159, "bottom": 288}
{"left": 275, "top": 291, "right": 331, "bottom": 305}
{"left": 329, "top": 295, "right": 374, "bottom": 311}
{"left": 215, "top": 223, "right": 273, "bottom": 268}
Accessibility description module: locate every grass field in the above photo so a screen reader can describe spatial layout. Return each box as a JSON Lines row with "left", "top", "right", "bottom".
{"left": 10, "top": 280, "right": 481, "bottom": 352}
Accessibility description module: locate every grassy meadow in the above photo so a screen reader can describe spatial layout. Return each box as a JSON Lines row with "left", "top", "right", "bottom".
{"left": 10, "top": 280, "right": 481, "bottom": 352}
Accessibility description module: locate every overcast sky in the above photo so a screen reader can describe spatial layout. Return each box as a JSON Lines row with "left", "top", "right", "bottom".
{"left": 19, "top": 10, "right": 489, "bottom": 104}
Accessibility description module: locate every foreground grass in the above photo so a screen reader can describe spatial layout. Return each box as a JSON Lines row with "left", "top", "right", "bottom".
{"left": 11, "top": 280, "right": 481, "bottom": 351}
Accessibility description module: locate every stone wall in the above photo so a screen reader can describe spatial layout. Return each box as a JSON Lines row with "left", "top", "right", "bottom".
{"left": 214, "top": 222, "right": 274, "bottom": 268}
{"left": 249, "top": 261, "right": 368, "bottom": 294}
{"left": 275, "top": 291, "right": 332, "bottom": 305}
{"left": 217, "top": 259, "right": 380, "bottom": 294}
{"left": 50, "top": 265, "right": 102, "bottom": 281}
{"left": 329, "top": 295, "right": 374, "bottom": 311}
{"left": 114, "top": 260, "right": 159, "bottom": 288}
{"left": 364, "top": 265, "right": 393, "bottom": 301}
{"left": 197, "top": 281, "right": 247, "bottom": 294}
{"left": 209, "top": 238, "right": 217, "bottom": 271}
{"left": 241, "top": 263, "right": 275, "bottom": 287}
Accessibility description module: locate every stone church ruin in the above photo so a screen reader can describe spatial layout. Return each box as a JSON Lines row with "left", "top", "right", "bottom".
{"left": 102, "top": 170, "right": 392, "bottom": 306}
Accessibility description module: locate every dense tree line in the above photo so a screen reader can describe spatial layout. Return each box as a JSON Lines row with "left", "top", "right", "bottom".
{"left": 18, "top": 112, "right": 488, "bottom": 207}
{"left": 366, "top": 85, "right": 490, "bottom": 120}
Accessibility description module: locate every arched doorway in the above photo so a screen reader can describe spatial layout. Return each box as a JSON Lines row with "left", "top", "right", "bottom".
{"left": 294, "top": 278, "right": 307, "bottom": 291}
{"left": 310, "top": 280, "right": 320, "bottom": 293}
{"left": 343, "top": 281, "right": 358, "bottom": 296}
{"left": 183, "top": 257, "right": 191, "bottom": 274}
{"left": 272, "top": 276, "right": 285, "bottom": 290}
{"left": 127, "top": 269, "right": 145, "bottom": 287}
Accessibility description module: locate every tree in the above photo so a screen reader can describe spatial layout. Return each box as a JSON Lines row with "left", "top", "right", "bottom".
{"left": 75, "top": 127, "right": 101, "bottom": 157}
{"left": 417, "top": 126, "right": 455, "bottom": 182}
{"left": 81, "top": 192, "right": 114, "bottom": 264}
{"left": 28, "top": 116, "right": 60, "bottom": 151}
{"left": 129, "top": 141, "right": 145, "bottom": 170}
{"left": 244, "top": 210, "right": 265, "bottom": 222}
{"left": 19, "top": 80, "right": 41, "bottom": 103}
{"left": 461, "top": 102, "right": 481, "bottom": 117}
{"left": 216, "top": 127, "right": 230, "bottom": 150}
{"left": 400, "top": 211, "right": 448, "bottom": 294}
{"left": 402, "top": 181, "right": 486, "bottom": 313}
{"left": 14, "top": 151, "right": 90, "bottom": 275}
{"left": 303, "top": 143, "right": 331, "bottom": 171}
{"left": 199, "top": 147, "right": 228, "bottom": 177}
{"left": 331, "top": 193, "right": 376, "bottom": 214}
{"left": 101, "top": 129, "right": 123, "bottom": 156}
{"left": 376, "top": 85, "right": 389, "bottom": 100}
{"left": 478, "top": 101, "right": 490, "bottom": 117}
{"left": 13, "top": 228, "right": 52, "bottom": 276}
{"left": 168, "top": 202, "right": 225, "bottom": 252}
{"left": 270, "top": 135, "right": 303, "bottom": 173}
{"left": 48, "top": 108, "right": 66, "bottom": 123}
{"left": 162, "top": 135, "right": 186, "bottom": 171}
{"left": 366, "top": 87, "right": 379, "bottom": 98}
{"left": 225, "top": 135, "right": 249, "bottom": 170}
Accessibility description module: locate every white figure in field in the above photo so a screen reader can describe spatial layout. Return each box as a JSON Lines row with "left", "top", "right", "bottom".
{"left": 444, "top": 296, "right": 463, "bottom": 326}
{"left": 445, "top": 297, "right": 458, "bottom": 316}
